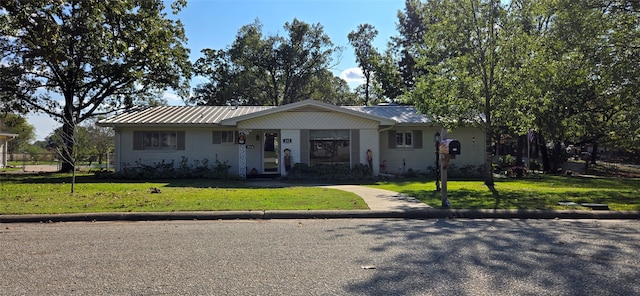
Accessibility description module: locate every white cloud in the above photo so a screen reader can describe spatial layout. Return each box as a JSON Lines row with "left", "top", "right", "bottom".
{"left": 162, "top": 91, "right": 184, "bottom": 106}
{"left": 340, "top": 67, "right": 365, "bottom": 85}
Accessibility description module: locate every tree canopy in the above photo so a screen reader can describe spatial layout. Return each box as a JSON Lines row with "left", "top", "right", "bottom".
{"left": 0, "top": 113, "right": 34, "bottom": 154}
{"left": 348, "top": 23, "right": 380, "bottom": 106}
{"left": 0, "top": 0, "right": 192, "bottom": 171}
{"left": 379, "top": 0, "right": 640, "bottom": 178}
{"left": 191, "top": 18, "right": 349, "bottom": 106}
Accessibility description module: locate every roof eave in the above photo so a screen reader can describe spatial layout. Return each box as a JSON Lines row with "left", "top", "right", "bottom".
{"left": 220, "top": 99, "right": 398, "bottom": 126}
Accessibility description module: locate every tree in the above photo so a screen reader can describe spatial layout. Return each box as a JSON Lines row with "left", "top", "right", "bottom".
{"left": 390, "top": 0, "right": 430, "bottom": 91}
{"left": 305, "top": 69, "right": 358, "bottom": 105}
{"left": 1, "top": 0, "right": 192, "bottom": 172}
{"left": 551, "top": 0, "right": 640, "bottom": 166}
{"left": 0, "top": 113, "right": 35, "bottom": 156}
{"left": 348, "top": 24, "right": 380, "bottom": 106}
{"left": 371, "top": 50, "right": 404, "bottom": 103}
{"left": 84, "top": 118, "right": 115, "bottom": 165}
{"left": 46, "top": 125, "right": 90, "bottom": 162}
{"left": 408, "top": 0, "right": 507, "bottom": 186}
{"left": 517, "top": 0, "right": 640, "bottom": 170}
{"left": 46, "top": 123, "right": 90, "bottom": 192}
{"left": 192, "top": 18, "right": 343, "bottom": 106}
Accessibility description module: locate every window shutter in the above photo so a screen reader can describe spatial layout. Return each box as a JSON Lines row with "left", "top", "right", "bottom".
{"left": 413, "top": 130, "right": 422, "bottom": 149}
{"left": 133, "top": 131, "right": 144, "bottom": 150}
{"left": 177, "top": 131, "right": 185, "bottom": 150}
{"left": 212, "top": 131, "right": 221, "bottom": 144}
{"left": 350, "top": 129, "right": 360, "bottom": 166}
{"left": 388, "top": 130, "right": 396, "bottom": 149}
{"left": 300, "top": 129, "right": 309, "bottom": 164}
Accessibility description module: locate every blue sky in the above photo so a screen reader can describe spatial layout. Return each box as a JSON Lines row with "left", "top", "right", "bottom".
{"left": 27, "top": 0, "right": 406, "bottom": 141}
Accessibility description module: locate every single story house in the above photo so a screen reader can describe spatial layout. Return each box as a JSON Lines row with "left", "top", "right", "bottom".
{"left": 98, "top": 99, "right": 485, "bottom": 178}
{"left": 0, "top": 132, "right": 18, "bottom": 168}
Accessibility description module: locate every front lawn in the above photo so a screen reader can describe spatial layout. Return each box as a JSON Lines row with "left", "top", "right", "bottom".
{"left": 2, "top": 173, "right": 638, "bottom": 214}
{"left": 0, "top": 174, "right": 368, "bottom": 214}
{"left": 369, "top": 175, "right": 640, "bottom": 210}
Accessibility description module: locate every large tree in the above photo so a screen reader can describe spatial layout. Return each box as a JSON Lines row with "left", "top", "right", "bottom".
{"left": 85, "top": 118, "right": 115, "bottom": 165}
{"left": 191, "top": 19, "right": 342, "bottom": 106}
{"left": 390, "top": 0, "right": 430, "bottom": 92}
{"left": 516, "top": 0, "right": 640, "bottom": 169}
{"left": 407, "top": 0, "right": 507, "bottom": 186}
{"left": 305, "top": 69, "right": 357, "bottom": 105}
{"left": 550, "top": 0, "right": 640, "bottom": 164}
{"left": 348, "top": 24, "right": 380, "bottom": 106}
{"left": 0, "top": 0, "right": 192, "bottom": 172}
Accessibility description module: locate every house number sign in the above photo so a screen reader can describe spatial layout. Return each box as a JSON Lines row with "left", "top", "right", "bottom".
{"left": 283, "top": 139, "right": 292, "bottom": 143}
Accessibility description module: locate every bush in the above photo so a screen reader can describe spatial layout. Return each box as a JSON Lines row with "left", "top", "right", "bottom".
{"left": 529, "top": 159, "right": 541, "bottom": 171}
{"left": 285, "top": 163, "right": 375, "bottom": 181}
{"left": 96, "top": 158, "right": 232, "bottom": 180}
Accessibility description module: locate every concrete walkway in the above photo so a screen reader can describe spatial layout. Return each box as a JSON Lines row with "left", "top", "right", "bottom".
{"left": 322, "top": 185, "right": 432, "bottom": 211}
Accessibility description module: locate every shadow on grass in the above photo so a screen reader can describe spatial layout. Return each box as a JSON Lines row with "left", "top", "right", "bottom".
{"left": 398, "top": 183, "right": 640, "bottom": 210}
{"left": 400, "top": 186, "right": 524, "bottom": 209}
{"left": 488, "top": 184, "right": 502, "bottom": 209}
{"left": 0, "top": 171, "right": 385, "bottom": 188}
{"left": 0, "top": 172, "right": 255, "bottom": 188}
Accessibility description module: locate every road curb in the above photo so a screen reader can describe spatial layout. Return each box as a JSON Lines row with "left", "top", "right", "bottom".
{"left": 1, "top": 209, "right": 639, "bottom": 223}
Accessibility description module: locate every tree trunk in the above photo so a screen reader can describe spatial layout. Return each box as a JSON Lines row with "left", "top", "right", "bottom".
{"left": 539, "top": 134, "right": 551, "bottom": 172}
{"left": 364, "top": 74, "right": 371, "bottom": 106}
{"left": 60, "top": 103, "right": 76, "bottom": 173}
{"left": 533, "top": 134, "right": 539, "bottom": 159}
{"left": 552, "top": 141, "right": 562, "bottom": 173}
{"left": 484, "top": 126, "right": 495, "bottom": 186}
{"left": 515, "top": 134, "right": 524, "bottom": 167}
{"left": 590, "top": 142, "right": 598, "bottom": 165}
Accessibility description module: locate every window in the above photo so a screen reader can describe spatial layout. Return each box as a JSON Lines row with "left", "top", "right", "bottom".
{"left": 143, "top": 132, "right": 177, "bottom": 149}
{"left": 133, "top": 131, "right": 184, "bottom": 150}
{"left": 309, "top": 130, "right": 350, "bottom": 166}
{"left": 389, "top": 130, "right": 422, "bottom": 149}
{"left": 396, "top": 131, "right": 413, "bottom": 148}
{"left": 221, "top": 131, "right": 235, "bottom": 144}
{"left": 212, "top": 131, "right": 235, "bottom": 144}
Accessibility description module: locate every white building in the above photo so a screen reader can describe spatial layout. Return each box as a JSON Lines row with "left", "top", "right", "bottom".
{"left": 98, "top": 100, "right": 485, "bottom": 178}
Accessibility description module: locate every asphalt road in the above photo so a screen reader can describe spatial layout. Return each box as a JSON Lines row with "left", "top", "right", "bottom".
{"left": 1, "top": 219, "right": 639, "bottom": 296}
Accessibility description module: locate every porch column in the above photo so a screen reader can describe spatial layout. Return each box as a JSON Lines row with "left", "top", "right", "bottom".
{"left": 1, "top": 139, "right": 6, "bottom": 168}
{"left": 238, "top": 129, "right": 251, "bottom": 179}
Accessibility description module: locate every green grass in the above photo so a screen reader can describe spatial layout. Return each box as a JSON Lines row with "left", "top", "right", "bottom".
{"left": 0, "top": 174, "right": 368, "bottom": 214}
{"left": 1, "top": 173, "right": 638, "bottom": 214}
{"left": 369, "top": 175, "right": 640, "bottom": 210}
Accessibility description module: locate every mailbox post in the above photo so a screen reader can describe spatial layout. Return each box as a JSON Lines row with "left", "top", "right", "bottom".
{"left": 434, "top": 132, "right": 441, "bottom": 192}
{"left": 439, "top": 129, "right": 449, "bottom": 208}
{"left": 438, "top": 131, "right": 461, "bottom": 208}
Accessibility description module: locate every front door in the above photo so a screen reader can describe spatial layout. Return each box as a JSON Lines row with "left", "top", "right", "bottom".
{"left": 263, "top": 132, "right": 279, "bottom": 174}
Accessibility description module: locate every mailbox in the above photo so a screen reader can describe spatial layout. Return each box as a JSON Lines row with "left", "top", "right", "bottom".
{"left": 439, "top": 139, "right": 461, "bottom": 155}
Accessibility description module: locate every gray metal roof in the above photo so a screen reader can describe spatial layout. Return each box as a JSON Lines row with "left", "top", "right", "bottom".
{"left": 343, "top": 106, "right": 432, "bottom": 124}
{"left": 98, "top": 105, "right": 275, "bottom": 125}
{"left": 98, "top": 103, "right": 432, "bottom": 126}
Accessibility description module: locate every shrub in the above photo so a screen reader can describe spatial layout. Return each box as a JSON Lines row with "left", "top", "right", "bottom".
{"left": 285, "top": 163, "right": 375, "bottom": 181}
{"left": 97, "top": 158, "right": 232, "bottom": 180}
